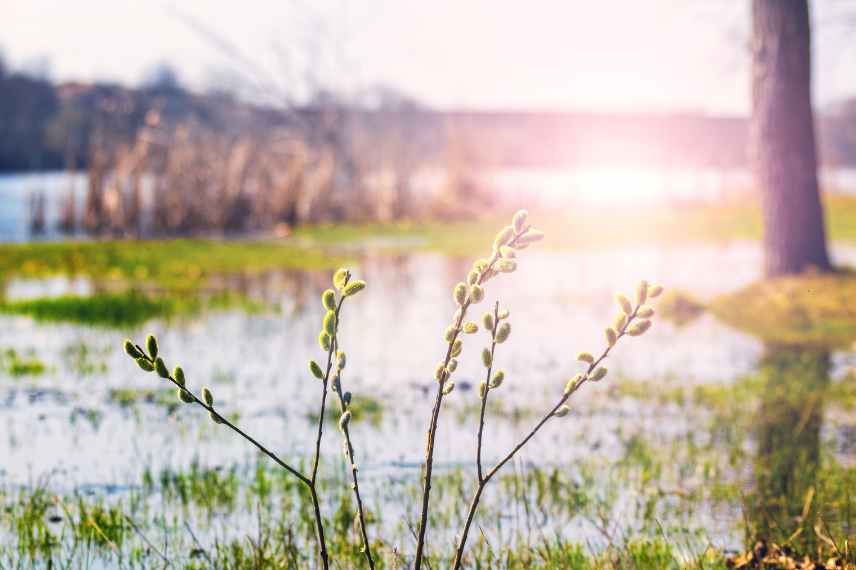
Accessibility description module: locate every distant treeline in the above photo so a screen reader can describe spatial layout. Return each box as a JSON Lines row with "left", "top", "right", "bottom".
{"left": 2, "top": 67, "right": 856, "bottom": 174}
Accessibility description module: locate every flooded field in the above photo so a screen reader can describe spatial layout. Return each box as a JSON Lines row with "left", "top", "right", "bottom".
{"left": 2, "top": 238, "right": 856, "bottom": 568}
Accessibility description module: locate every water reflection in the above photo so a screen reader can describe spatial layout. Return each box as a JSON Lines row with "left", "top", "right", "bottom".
{"left": 748, "top": 344, "right": 829, "bottom": 552}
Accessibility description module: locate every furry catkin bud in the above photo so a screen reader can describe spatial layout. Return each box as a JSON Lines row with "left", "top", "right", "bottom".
{"left": 447, "top": 359, "right": 458, "bottom": 373}
{"left": 564, "top": 373, "right": 584, "bottom": 395}
{"left": 343, "top": 280, "right": 366, "bottom": 297}
{"left": 591, "top": 367, "right": 608, "bottom": 381}
{"left": 463, "top": 321, "right": 478, "bottom": 334}
{"left": 554, "top": 405, "right": 571, "bottom": 418}
{"left": 495, "top": 322, "right": 511, "bottom": 343}
{"left": 319, "top": 332, "right": 332, "bottom": 352}
{"left": 210, "top": 411, "right": 225, "bottom": 424}
{"left": 516, "top": 229, "right": 544, "bottom": 246}
{"left": 136, "top": 358, "right": 154, "bottom": 372}
{"left": 649, "top": 285, "right": 664, "bottom": 298}
{"left": 435, "top": 361, "right": 446, "bottom": 381}
{"left": 444, "top": 325, "right": 458, "bottom": 342}
{"left": 470, "top": 284, "right": 485, "bottom": 303}
{"left": 616, "top": 294, "right": 633, "bottom": 315}
{"left": 146, "top": 335, "right": 158, "bottom": 359}
{"left": 322, "top": 289, "right": 337, "bottom": 311}
{"left": 499, "top": 246, "right": 516, "bottom": 258}
{"left": 483, "top": 312, "right": 495, "bottom": 332}
{"left": 605, "top": 327, "right": 618, "bottom": 347}
{"left": 173, "top": 366, "right": 185, "bottom": 386}
{"left": 339, "top": 410, "right": 352, "bottom": 431}
{"left": 202, "top": 387, "right": 214, "bottom": 407}
{"left": 451, "top": 339, "right": 463, "bottom": 357}
{"left": 336, "top": 351, "right": 346, "bottom": 370}
{"left": 155, "top": 357, "right": 169, "bottom": 379}
{"left": 442, "top": 381, "right": 455, "bottom": 395}
{"left": 309, "top": 360, "right": 324, "bottom": 379}
{"left": 494, "top": 225, "right": 515, "bottom": 250}
{"left": 178, "top": 388, "right": 194, "bottom": 404}
{"left": 467, "top": 270, "right": 480, "bottom": 285}
{"left": 512, "top": 209, "right": 528, "bottom": 233}
{"left": 627, "top": 320, "right": 652, "bottom": 336}
{"left": 637, "top": 306, "right": 655, "bottom": 318}
{"left": 323, "top": 311, "right": 336, "bottom": 335}
{"left": 124, "top": 340, "right": 142, "bottom": 359}
{"left": 636, "top": 280, "right": 649, "bottom": 305}
{"left": 490, "top": 370, "right": 505, "bottom": 388}
{"left": 333, "top": 268, "right": 349, "bottom": 290}
{"left": 479, "top": 381, "right": 487, "bottom": 399}
{"left": 481, "top": 348, "right": 492, "bottom": 368}
{"left": 497, "top": 259, "right": 517, "bottom": 273}
{"left": 576, "top": 352, "right": 594, "bottom": 364}
{"left": 497, "top": 309, "right": 510, "bottom": 320}
{"left": 613, "top": 313, "right": 628, "bottom": 331}
{"left": 453, "top": 282, "right": 468, "bottom": 306}
{"left": 473, "top": 259, "right": 489, "bottom": 273}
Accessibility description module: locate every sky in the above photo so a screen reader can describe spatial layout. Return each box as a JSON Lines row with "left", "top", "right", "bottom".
{"left": 3, "top": 0, "right": 855, "bottom": 115}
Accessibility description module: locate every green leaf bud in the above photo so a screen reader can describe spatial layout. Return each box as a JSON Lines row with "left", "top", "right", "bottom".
{"left": 564, "top": 373, "right": 584, "bottom": 395}
{"left": 209, "top": 411, "right": 225, "bottom": 424}
{"left": 649, "top": 284, "right": 664, "bottom": 298}
{"left": 173, "top": 366, "right": 186, "bottom": 386}
{"left": 479, "top": 381, "right": 487, "bottom": 399}
{"left": 124, "top": 340, "right": 142, "bottom": 359}
{"left": 309, "top": 360, "right": 324, "bottom": 379}
{"left": 178, "top": 388, "right": 194, "bottom": 404}
{"left": 554, "top": 405, "right": 571, "bottom": 418}
{"left": 499, "top": 245, "right": 516, "bottom": 258}
{"left": 451, "top": 339, "right": 463, "bottom": 357}
{"left": 497, "top": 308, "right": 510, "bottom": 320}
{"left": 616, "top": 294, "right": 633, "bottom": 315}
{"left": 339, "top": 410, "right": 352, "bottom": 431}
{"left": 333, "top": 268, "right": 349, "bottom": 290}
{"left": 605, "top": 327, "right": 617, "bottom": 347}
{"left": 453, "top": 282, "right": 468, "bottom": 306}
{"left": 497, "top": 259, "right": 517, "bottom": 273}
{"left": 494, "top": 225, "right": 515, "bottom": 250}
{"left": 202, "top": 387, "right": 214, "bottom": 407}
{"left": 444, "top": 325, "right": 458, "bottom": 342}
{"left": 136, "top": 358, "right": 154, "bottom": 372}
{"left": 467, "top": 270, "right": 479, "bottom": 285}
{"left": 483, "top": 312, "right": 495, "bottom": 331}
{"left": 343, "top": 280, "right": 366, "bottom": 297}
{"left": 637, "top": 306, "right": 655, "bottom": 318}
{"left": 481, "top": 347, "right": 492, "bottom": 368}
{"left": 319, "top": 332, "right": 332, "bottom": 352}
{"left": 512, "top": 209, "right": 529, "bottom": 233}
{"left": 470, "top": 284, "right": 485, "bottom": 303}
{"left": 336, "top": 351, "right": 346, "bottom": 370}
{"left": 146, "top": 335, "right": 158, "bottom": 359}
{"left": 490, "top": 370, "right": 505, "bottom": 389}
{"left": 614, "top": 313, "right": 628, "bottom": 331}
{"left": 447, "top": 358, "right": 458, "bottom": 373}
{"left": 495, "top": 322, "right": 511, "bottom": 343}
{"left": 442, "top": 381, "right": 455, "bottom": 395}
{"left": 636, "top": 280, "right": 649, "bottom": 305}
{"left": 323, "top": 310, "right": 337, "bottom": 335}
{"left": 591, "top": 367, "right": 608, "bottom": 381}
{"left": 155, "top": 357, "right": 169, "bottom": 379}
{"left": 322, "top": 289, "right": 337, "bottom": 311}
{"left": 627, "top": 320, "right": 652, "bottom": 336}
{"left": 576, "top": 352, "right": 594, "bottom": 364}
{"left": 463, "top": 321, "right": 479, "bottom": 334}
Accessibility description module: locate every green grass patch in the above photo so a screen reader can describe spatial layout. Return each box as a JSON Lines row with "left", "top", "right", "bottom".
{"left": 0, "top": 348, "right": 48, "bottom": 377}
{"left": 710, "top": 270, "right": 856, "bottom": 346}
{"left": 0, "top": 291, "right": 173, "bottom": 327}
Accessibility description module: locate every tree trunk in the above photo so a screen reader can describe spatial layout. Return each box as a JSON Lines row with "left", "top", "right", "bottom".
{"left": 751, "top": 0, "right": 831, "bottom": 277}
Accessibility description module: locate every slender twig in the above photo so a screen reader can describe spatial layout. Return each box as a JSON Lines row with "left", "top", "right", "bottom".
{"left": 476, "top": 301, "right": 501, "bottom": 483}
{"left": 451, "top": 303, "right": 643, "bottom": 569}
{"left": 125, "top": 515, "right": 172, "bottom": 567}
{"left": 414, "top": 227, "right": 530, "bottom": 569}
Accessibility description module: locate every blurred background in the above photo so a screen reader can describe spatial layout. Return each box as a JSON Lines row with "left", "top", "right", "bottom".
{"left": 2, "top": 2, "right": 856, "bottom": 568}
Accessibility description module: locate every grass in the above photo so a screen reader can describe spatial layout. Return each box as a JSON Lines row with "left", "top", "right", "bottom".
{"left": 0, "top": 348, "right": 48, "bottom": 377}
{"left": 710, "top": 269, "right": 856, "bottom": 346}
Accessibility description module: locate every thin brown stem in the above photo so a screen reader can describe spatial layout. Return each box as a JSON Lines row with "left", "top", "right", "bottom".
{"left": 451, "top": 303, "right": 642, "bottom": 569}
{"left": 414, "top": 228, "right": 529, "bottom": 569}
{"left": 476, "top": 301, "right": 501, "bottom": 483}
